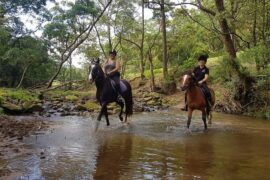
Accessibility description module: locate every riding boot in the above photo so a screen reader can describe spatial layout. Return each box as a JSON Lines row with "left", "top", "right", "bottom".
{"left": 206, "top": 100, "right": 211, "bottom": 112}
{"left": 202, "top": 83, "right": 212, "bottom": 112}
{"left": 115, "top": 82, "right": 124, "bottom": 103}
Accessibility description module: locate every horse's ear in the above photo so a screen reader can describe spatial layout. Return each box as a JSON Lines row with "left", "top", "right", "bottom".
{"left": 96, "top": 58, "right": 100, "bottom": 64}
{"left": 94, "top": 58, "right": 100, "bottom": 64}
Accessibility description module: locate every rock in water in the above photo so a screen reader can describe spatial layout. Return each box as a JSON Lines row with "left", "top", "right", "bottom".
{"left": 1, "top": 102, "right": 24, "bottom": 114}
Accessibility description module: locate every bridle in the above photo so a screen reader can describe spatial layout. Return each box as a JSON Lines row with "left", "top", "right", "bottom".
{"left": 89, "top": 63, "right": 104, "bottom": 83}
{"left": 181, "top": 74, "right": 198, "bottom": 91}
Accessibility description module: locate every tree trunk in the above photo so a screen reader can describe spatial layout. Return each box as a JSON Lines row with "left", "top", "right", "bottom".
{"left": 107, "top": 24, "right": 113, "bottom": 51}
{"left": 215, "top": 0, "right": 254, "bottom": 104}
{"left": 69, "top": 57, "right": 72, "bottom": 90}
{"left": 95, "top": 25, "right": 107, "bottom": 58}
{"left": 17, "top": 64, "right": 30, "bottom": 88}
{"left": 121, "top": 59, "right": 127, "bottom": 79}
{"left": 262, "top": 0, "right": 266, "bottom": 45}
{"left": 47, "top": 60, "right": 65, "bottom": 88}
{"left": 140, "top": 0, "right": 145, "bottom": 80}
{"left": 252, "top": 0, "right": 257, "bottom": 46}
{"left": 148, "top": 49, "right": 156, "bottom": 91}
{"left": 160, "top": 0, "right": 168, "bottom": 80}
{"left": 215, "top": 0, "right": 236, "bottom": 58}
{"left": 215, "top": 0, "right": 242, "bottom": 78}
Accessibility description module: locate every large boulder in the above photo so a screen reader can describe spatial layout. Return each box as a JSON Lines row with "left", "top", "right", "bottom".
{"left": 23, "top": 102, "right": 44, "bottom": 113}
{"left": 83, "top": 101, "right": 100, "bottom": 112}
{"left": 74, "top": 104, "right": 87, "bottom": 111}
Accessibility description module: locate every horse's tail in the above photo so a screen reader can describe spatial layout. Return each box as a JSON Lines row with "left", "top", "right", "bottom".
{"left": 122, "top": 80, "right": 133, "bottom": 116}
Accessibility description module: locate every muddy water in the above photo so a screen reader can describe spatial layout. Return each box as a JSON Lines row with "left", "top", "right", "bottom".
{"left": 3, "top": 111, "right": 270, "bottom": 180}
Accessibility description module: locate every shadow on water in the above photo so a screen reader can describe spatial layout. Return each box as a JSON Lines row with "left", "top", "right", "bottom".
{"left": 2, "top": 111, "right": 270, "bottom": 179}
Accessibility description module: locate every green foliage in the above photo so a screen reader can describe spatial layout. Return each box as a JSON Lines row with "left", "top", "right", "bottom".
{"left": 0, "top": 88, "right": 38, "bottom": 101}
{"left": 0, "top": 95, "right": 4, "bottom": 105}
{"left": 0, "top": 33, "right": 54, "bottom": 87}
{"left": 65, "top": 95, "right": 78, "bottom": 102}
{"left": 239, "top": 45, "right": 270, "bottom": 73}
{"left": 0, "top": 0, "right": 48, "bottom": 15}
{"left": 70, "top": 0, "right": 99, "bottom": 17}
{"left": 211, "top": 55, "right": 239, "bottom": 83}
{"left": 44, "top": 90, "right": 94, "bottom": 99}
{"left": 0, "top": 107, "right": 4, "bottom": 115}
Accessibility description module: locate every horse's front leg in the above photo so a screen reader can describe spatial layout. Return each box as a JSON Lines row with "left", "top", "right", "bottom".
{"left": 187, "top": 108, "right": 193, "bottom": 129}
{"left": 97, "top": 103, "right": 109, "bottom": 125}
{"left": 202, "top": 109, "right": 207, "bottom": 130}
{"left": 104, "top": 105, "right": 110, "bottom": 126}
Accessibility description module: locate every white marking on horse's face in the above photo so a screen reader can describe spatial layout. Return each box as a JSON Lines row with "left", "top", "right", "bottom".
{"left": 88, "top": 64, "right": 95, "bottom": 81}
{"left": 182, "top": 74, "right": 188, "bottom": 86}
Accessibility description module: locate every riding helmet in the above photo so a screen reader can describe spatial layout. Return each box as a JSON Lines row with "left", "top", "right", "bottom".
{"left": 198, "top": 54, "right": 209, "bottom": 62}
{"left": 109, "top": 50, "right": 117, "bottom": 56}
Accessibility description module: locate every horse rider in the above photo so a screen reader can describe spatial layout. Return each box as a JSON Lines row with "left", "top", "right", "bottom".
{"left": 103, "top": 50, "right": 122, "bottom": 100}
{"left": 181, "top": 54, "right": 212, "bottom": 111}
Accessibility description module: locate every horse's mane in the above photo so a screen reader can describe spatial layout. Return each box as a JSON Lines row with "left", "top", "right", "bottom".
{"left": 96, "top": 63, "right": 104, "bottom": 73}
{"left": 185, "top": 70, "right": 193, "bottom": 76}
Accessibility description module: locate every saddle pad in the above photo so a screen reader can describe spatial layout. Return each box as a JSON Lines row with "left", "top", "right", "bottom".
{"left": 110, "top": 80, "right": 128, "bottom": 93}
{"left": 120, "top": 80, "right": 128, "bottom": 93}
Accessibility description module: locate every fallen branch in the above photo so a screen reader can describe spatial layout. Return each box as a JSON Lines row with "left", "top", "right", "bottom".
{"left": 41, "top": 80, "right": 86, "bottom": 93}
{"left": 129, "top": 76, "right": 142, "bottom": 82}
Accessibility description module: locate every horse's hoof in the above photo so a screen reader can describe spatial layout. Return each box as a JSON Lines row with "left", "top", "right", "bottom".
{"left": 107, "top": 123, "right": 110, "bottom": 126}
{"left": 185, "top": 128, "right": 191, "bottom": 133}
{"left": 119, "top": 117, "right": 123, "bottom": 122}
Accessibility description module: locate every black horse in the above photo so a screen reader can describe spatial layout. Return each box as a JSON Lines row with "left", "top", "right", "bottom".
{"left": 88, "top": 58, "right": 133, "bottom": 126}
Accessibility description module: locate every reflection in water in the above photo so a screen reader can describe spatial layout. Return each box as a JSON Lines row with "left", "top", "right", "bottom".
{"left": 93, "top": 133, "right": 133, "bottom": 179}
{"left": 183, "top": 134, "right": 214, "bottom": 179}
{"left": 2, "top": 112, "right": 270, "bottom": 179}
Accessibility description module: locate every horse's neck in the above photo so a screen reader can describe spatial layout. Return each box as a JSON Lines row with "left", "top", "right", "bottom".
{"left": 95, "top": 78, "right": 104, "bottom": 90}
{"left": 187, "top": 86, "right": 201, "bottom": 99}
{"left": 95, "top": 76, "right": 112, "bottom": 93}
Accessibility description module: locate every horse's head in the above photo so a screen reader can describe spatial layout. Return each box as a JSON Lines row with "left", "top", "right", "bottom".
{"left": 181, "top": 73, "right": 197, "bottom": 91}
{"left": 88, "top": 58, "right": 104, "bottom": 83}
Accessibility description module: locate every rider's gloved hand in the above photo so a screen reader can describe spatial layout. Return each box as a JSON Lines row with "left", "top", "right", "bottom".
{"left": 198, "top": 80, "right": 204, "bottom": 85}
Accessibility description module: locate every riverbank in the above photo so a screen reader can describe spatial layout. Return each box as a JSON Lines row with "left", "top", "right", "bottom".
{"left": 0, "top": 116, "right": 48, "bottom": 177}
{"left": 0, "top": 78, "right": 269, "bottom": 119}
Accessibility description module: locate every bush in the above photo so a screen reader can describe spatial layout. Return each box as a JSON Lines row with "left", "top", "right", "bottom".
{"left": 239, "top": 44, "right": 270, "bottom": 73}
{"left": 0, "top": 88, "right": 38, "bottom": 101}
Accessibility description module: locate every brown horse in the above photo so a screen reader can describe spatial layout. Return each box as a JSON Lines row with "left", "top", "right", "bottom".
{"left": 181, "top": 74, "right": 215, "bottom": 130}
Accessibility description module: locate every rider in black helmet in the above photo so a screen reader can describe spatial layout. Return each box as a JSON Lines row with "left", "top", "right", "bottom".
{"left": 181, "top": 54, "right": 212, "bottom": 111}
